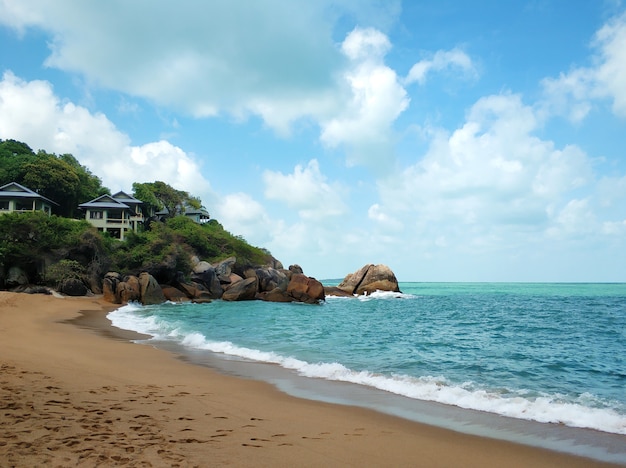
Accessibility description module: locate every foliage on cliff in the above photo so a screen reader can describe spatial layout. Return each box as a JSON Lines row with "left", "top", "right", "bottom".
{"left": 0, "top": 139, "right": 275, "bottom": 288}
{"left": 110, "top": 216, "right": 272, "bottom": 281}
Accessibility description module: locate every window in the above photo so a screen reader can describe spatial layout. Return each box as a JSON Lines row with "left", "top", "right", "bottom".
{"left": 0, "top": 200, "right": 9, "bottom": 210}
{"left": 90, "top": 211, "right": 103, "bottom": 219}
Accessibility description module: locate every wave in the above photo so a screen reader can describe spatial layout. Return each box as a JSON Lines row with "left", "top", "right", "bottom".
{"left": 325, "top": 290, "right": 417, "bottom": 301}
{"left": 108, "top": 304, "right": 626, "bottom": 435}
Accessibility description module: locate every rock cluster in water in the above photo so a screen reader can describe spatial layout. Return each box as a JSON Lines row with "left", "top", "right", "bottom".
{"left": 100, "top": 260, "right": 400, "bottom": 306}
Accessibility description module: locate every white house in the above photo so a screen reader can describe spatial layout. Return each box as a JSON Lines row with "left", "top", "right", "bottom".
{"left": 78, "top": 191, "right": 144, "bottom": 240}
{"left": 0, "top": 182, "right": 58, "bottom": 216}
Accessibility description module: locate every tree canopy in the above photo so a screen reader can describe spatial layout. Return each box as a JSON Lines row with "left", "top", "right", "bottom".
{"left": 0, "top": 139, "right": 109, "bottom": 217}
{"left": 132, "top": 181, "right": 201, "bottom": 218}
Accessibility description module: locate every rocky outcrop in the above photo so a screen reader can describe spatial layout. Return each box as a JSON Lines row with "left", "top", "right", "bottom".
{"left": 5, "top": 266, "right": 29, "bottom": 288}
{"left": 286, "top": 274, "right": 325, "bottom": 304}
{"left": 117, "top": 276, "right": 141, "bottom": 303}
{"left": 161, "top": 285, "right": 190, "bottom": 303}
{"left": 138, "top": 272, "right": 166, "bottom": 305}
{"left": 102, "top": 272, "right": 122, "bottom": 304}
{"left": 336, "top": 264, "right": 400, "bottom": 296}
{"left": 222, "top": 276, "right": 258, "bottom": 301}
{"left": 191, "top": 262, "right": 223, "bottom": 299}
{"left": 58, "top": 278, "right": 89, "bottom": 297}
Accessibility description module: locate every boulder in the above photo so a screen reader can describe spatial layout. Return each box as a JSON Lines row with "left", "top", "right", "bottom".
{"left": 257, "top": 287, "right": 294, "bottom": 302}
{"left": 161, "top": 285, "right": 190, "bottom": 302}
{"left": 214, "top": 256, "right": 236, "bottom": 282}
{"left": 5, "top": 266, "right": 28, "bottom": 288}
{"left": 286, "top": 274, "right": 325, "bottom": 304}
{"left": 102, "top": 272, "right": 122, "bottom": 304}
{"left": 222, "top": 277, "right": 258, "bottom": 301}
{"left": 117, "top": 275, "right": 141, "bottom": 303}
{"left": 138, "top": 272, "right": 166, "bottom": 305}
{"left": 256, "top": 267, "right": 289, "bottom": 293}
{"left": 58, "top": 278, "right": 89, "bottom": 296}
{"left": 324, "top": 286, "right": 355, "bottom": 298}
{"left": 191, "top": 266, "right": 223, "bottom": 298}
{"left": 288, "top": 264, "right": 303, "bottom": 275}
{"left": 337, "top": 264, "right": 400, "bottom": 295}
{"left": 192, "top": 261, "right": 213, "bottom": 274}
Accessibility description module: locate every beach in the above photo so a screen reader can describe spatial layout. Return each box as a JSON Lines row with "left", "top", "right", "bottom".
{"left": 0, "top": 292, "right": 621, "bottom": 467}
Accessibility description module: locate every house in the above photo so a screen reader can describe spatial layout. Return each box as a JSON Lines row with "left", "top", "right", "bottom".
{"left": 78, "top": 191, "right": 144, "bottom": 240}
{"left": 183, "top": 206, "right": 210, "bottom": 224}
{"left": 0, "top": 182, "right": 58, "bottom": 216}
{"left": 155, "top": 205, "right": 210, "bottom": 224}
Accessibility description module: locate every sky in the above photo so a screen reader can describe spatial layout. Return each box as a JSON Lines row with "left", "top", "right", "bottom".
{"left": 0, "top": 0, "right": 625, "bottom": 282}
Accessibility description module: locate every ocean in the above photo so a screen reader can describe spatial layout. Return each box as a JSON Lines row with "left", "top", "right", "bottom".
{"left": 108, "top": 282, "right": 626, "bottom": 463}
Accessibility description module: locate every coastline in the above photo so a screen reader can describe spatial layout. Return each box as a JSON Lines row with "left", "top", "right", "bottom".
{"left": 0, "top": 292, "right": 622, "bottom": 467}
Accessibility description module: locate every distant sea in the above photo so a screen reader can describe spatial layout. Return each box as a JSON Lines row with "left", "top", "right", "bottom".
{"left": 108, "top": 282, "right": 626, "bottom": 462}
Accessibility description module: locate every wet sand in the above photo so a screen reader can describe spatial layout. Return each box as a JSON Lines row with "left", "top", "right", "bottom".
{"left": 0, "top": 291, "right": 622, "bottom": 467}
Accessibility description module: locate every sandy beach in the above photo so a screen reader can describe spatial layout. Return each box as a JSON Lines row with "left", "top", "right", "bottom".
{"left": 0, "top": 291, "right": 622, "bottom": 467}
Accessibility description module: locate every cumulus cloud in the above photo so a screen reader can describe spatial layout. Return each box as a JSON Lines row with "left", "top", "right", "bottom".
{"left": 319, "top": 27, "right": 409, "bottom": 167}
{"left": 263, "top": 159, "right": 347, "bottom": 219}
{"left": 376, "top": 93, "right": 598, "bottom": 252}
{"left": 213, "top": 192, "right": 277, "bottom": 245}
{"left": 0, "top": 72, "right": 213, "bottom": 201}
{"left": 541, "top": 11, "right": 626, "bottom": 121}
{"left": 405, "top": 48, "right": 477, "bottom": 85}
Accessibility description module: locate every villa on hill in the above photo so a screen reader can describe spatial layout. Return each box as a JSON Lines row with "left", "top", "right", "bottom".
{"left": 0, "top": 182, "right": 58, "bottom": 216}
{"left": 78, "top": 191, "right": 145, "bottom": 240}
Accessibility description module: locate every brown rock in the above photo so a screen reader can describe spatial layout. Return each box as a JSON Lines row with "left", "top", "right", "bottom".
{"left": 256, "top": 287, "right": 294, "bottom": 302}
{"left": 161, "top": 285, "right": 190, "bottom": 303}
{"left": 222, "top": 277, "right": 258, "bottom": 301}
{"left": 324, "top": 286, "right": 355, "bottom": 298}
{"left": 117, "top": 275, "right": 141, "bottom": 303}
{"left": 337, "top": 264, "right": 400, "bottom": 296}
{"left": 286, "top": 274, "right": 325, "bottom": 304}
{"left": 102, "top": 272, "right": 122, "bottom": 304}
{"left": 138, "top": 272, "right": 166, "bottom": 305}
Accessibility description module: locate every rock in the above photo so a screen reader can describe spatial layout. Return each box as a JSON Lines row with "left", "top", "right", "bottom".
{"left": 288, "top": 264, "right": 303, "bottom": 275}
{"left": 214, "top": 256, "right": 236, "bottom": 282}
{"left": 138, "top": 272, "right": 166, "bottom": 305}
{"left": 286, "top": 274, "right": 325, "bottom": 304}
{"left": 337, "top": 264, "right": 400, "bottom": 295}
{"left": 256, "top": 267, "right": 289, "bottom": 293}
{"left": 102, "top": 272, "right": 122, "bottom": 303}
{"left": 161, "top": 285, "right": 190, "bottom": 302}
{"left": 324, "top": 286, "right": 355, "bottom": 298}
{"left": 192, "top": 261, "right": 213, "bottom": 274}
{"left": 117, "top": 275, "right": 141, "bottom": 303}
{"left": 58, "top": 278, "right": 89, "bottom": 296}
{"left": 257, "top": 287, "right": 294, "bottom": 302}
{"left": 222, "top": 277, "right": 258, "bottom": 301}
{"left": 191, "top": 266, "right": 223, "bottom": 299}
{"left": 5, "top": 266, "right": 28, "bottom": 288}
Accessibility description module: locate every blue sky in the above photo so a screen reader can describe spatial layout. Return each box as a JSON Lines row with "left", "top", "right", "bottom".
{"left": 1, "top": 0, "right": 625, "bottom": 282}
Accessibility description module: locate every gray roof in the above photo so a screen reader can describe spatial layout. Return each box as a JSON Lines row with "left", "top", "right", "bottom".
{"left": 0, "top": 182, "right": 59, "bottom": 205}
{"left": 79, "top": 194, "right": 130, "bottom": 210}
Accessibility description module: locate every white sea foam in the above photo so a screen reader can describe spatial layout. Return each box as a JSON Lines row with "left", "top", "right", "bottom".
{"left": 324, "top": 290, "right": 416, "bottom": 301}
{"left": 107, "top": 304, "right": 626, "bottom": 435}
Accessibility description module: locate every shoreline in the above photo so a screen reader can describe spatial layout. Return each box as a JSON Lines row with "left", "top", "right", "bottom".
{"left": 0, "top": 292, "right": 623, "bottom": 467}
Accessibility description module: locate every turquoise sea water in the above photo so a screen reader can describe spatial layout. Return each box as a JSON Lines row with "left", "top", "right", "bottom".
{"left": 109, "top": 282, "right": 626, "bottom": 442}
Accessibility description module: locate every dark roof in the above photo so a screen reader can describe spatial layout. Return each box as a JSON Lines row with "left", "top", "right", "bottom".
{"left": 111, "top": 191, "right": 142, "bottom": 205}
{"left": 0, "top": 182, "right": 59, "bottom": 205}
{"left": 78, "top": 194, "right": 130, "bottom": 210}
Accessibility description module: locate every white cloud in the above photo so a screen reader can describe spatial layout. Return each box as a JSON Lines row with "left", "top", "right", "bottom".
{"left": 0, "top": 72, "right": 213, "bottom": 201}
{"left": 377, "top": 93, "right": 597, "bottom": 252}
{"left": 263, "top": 159, "right": 347, "bottom": 219}
{"left": 319, "top": 28, "right": 409, "bottom": 167}
{"left": 541, "top": 11, "right": 626, "bottom": 121}
{"left": 405, "top": 48, "right": 477, "bottom": 85}
{"left": 214, "top": 192, "right": 277, "bottom": 245}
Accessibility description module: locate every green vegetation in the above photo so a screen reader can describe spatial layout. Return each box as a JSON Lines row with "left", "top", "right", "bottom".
{"left": 0, "top": 139, "right": 109, "bottom": 218}
{"left": 0, "top": 139, "right": 275, "bottom": 289}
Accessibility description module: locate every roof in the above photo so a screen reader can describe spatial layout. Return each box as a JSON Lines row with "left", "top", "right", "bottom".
{"left": 78, "top": 194, "right": 130, "bottom": 210}
{"left": 0, "top": 182, "right": 59, "bottom": 205}
{"left": 111, "top": 191, "right": 142, "bottom": 205}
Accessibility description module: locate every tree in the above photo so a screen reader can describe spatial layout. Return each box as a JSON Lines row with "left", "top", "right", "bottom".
{"left": 132, "top": 181, "right": 201, "bottom": 219}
